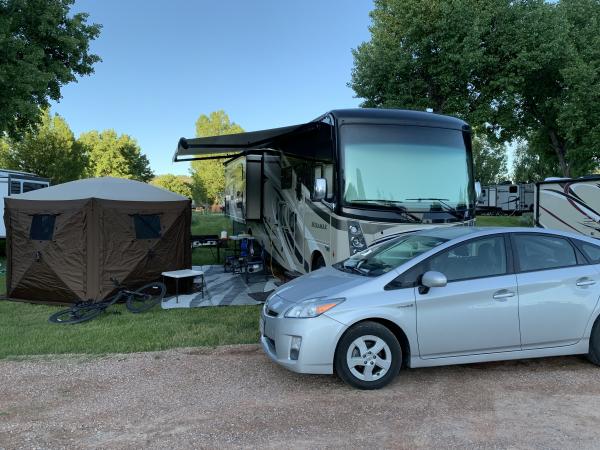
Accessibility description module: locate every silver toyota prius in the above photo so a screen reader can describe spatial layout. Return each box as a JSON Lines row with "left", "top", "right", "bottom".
{"left": 260, "top": 227, "right": 600, "bottom": 389}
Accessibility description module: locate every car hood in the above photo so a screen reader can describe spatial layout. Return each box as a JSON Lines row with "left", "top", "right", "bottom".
{"left": 272, "top": 266, "right": 367, "bottom": 306}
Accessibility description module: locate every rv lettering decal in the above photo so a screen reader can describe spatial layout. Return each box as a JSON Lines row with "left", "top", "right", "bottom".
{"left": 312, "top": 222, "right": 327, "bottom": 230}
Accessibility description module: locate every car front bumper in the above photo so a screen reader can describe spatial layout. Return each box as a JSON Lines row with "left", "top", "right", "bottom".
{"left": 260, "top": 308, "right": 347, "bottom": 374}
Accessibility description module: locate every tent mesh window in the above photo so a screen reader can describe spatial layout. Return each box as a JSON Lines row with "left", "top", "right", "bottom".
{"left": 133, "top": 214, "right": 161, "bottom": 239}
{"left": 30, "top": 214, "right": 56, "bottom": 240}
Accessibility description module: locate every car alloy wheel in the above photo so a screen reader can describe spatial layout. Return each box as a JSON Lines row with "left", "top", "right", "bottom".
{"left": 335, "top": 321, "right": 402, "bottom": 390}
{"left": 346, "top": 335, "right": 392, "bottom": 381}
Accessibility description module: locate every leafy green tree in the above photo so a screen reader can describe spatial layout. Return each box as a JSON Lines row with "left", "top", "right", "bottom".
{"left": 512, "top": 139, "right": 560, "bottom": 183}
{"left": 78, "top": 130, "right": 153, "bottom": 182}
{"left": 472, "top": 134, "right": 508, "bottom": 186}
{"left": 480, "top": 0, "right": 600, "bottom": 177}
{"left": 150, "top": 174, "right": 192, "bottom": 198}
{"left": 350, "top": 0, "right": 600, "bottom": 178}
{"left": 350, "top": 0, "right": 495, "bottom": 116}
{"left": 0, "top": 0, "right": 101, "bottom": 138}
{"left": 0, "top": 109, "right": 87, "bottom": 184}
{"left": 191, "top": 111, "right": 244, "bottom": 206}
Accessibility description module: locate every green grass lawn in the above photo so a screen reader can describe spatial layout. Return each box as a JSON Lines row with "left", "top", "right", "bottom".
{"left": 0, "top": 302, "right": 260, "bottom": 359}
{"left": 476, "top": 214, "right": 532, "bottom": 227}
{"left": 190, "top": 212, "right": 232, "bottom": 235}
{"left": 191, "top": 213, "right": 233, "bottom": 266}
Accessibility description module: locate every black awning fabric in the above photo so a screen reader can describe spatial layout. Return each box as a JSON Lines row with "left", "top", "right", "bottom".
{"left": 173, "top": 121, "right": 333, "bottom": 162}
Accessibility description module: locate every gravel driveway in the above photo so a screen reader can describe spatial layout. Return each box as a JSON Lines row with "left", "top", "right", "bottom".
{"left": 1, "top": 345, "right": 600, "bottom": 449}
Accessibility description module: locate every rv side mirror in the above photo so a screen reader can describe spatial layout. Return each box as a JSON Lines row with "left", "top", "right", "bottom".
{"left": 313, "top": 178, "right": 327, "bottom": 201}
{"left": 475, "top": 181, "right": 482, "bottom": 199}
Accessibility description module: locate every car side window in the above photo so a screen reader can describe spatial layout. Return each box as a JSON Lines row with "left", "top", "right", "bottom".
{"left": 385, "top": 263, "right": 423, "bottom": 290}
{"left": 425, "top": 236, "right": 507, "bottom": 282}
{"left": 572, "top": 240, "right": 600, "bottom": 264}
{"left": 513, "top": 234, "right": 577, "bottom": 272}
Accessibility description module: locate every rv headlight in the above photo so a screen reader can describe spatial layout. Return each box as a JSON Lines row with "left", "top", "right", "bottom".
{"left": 348, "top": 221, "right": 367, "bottom": 255}
{"left": 284, "top": 298, "right": 345, "bottom": 318}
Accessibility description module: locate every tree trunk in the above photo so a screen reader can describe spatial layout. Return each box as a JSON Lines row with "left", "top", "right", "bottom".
{"left": 548, "top": 129, "right": 570, "bottom": 178}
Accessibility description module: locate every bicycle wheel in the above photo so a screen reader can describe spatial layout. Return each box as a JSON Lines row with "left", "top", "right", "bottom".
{"left": 126, "top": 282, "right": 166, "bottom": 313}
{"left": 48, "top": 304, "right": 105, "bottom": 324}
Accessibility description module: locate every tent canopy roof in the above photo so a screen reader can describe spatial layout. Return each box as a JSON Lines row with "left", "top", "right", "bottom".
{"left": 11, "top": 177, "right": 187, "bottom": 202}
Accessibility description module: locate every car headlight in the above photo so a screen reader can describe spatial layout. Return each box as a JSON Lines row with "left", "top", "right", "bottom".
{"left": 284, "top": 298, "right": 345, "bottom": 318}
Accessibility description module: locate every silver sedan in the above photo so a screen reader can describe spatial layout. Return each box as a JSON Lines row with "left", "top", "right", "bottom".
{"left": 260, "top": 227, "right": 600, "bottom": 389}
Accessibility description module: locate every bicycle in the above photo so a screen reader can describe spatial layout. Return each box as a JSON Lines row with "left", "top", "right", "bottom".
{"left": 48, "top": 278, "right": 166, "bottom": 324}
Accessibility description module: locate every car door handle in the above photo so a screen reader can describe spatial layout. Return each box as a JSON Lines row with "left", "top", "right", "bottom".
{"left": 493, "top": 289, "right": 515, "bottom": 301}
{"left": 576, "top": 278, "right": 596, "bottom": 287}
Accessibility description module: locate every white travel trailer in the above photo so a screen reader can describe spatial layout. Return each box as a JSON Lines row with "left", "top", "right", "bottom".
{"left": 477, "top": 182, "right": 534, "bottom": 215}
{"left": 477, "top": 185, "right": 498, "bottom": 212}
{"left": 174, "top": 109, "right": 477, "bottom": 274}
{"left": 535, "top": 176, "right": 600, "bottom": 238}
{"left": 0, "top": 169, "right": 49, "bottom": 238}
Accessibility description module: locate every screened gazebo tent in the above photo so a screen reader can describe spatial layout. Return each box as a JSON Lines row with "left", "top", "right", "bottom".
{"left": 4, "top": 177, "right": 191, "bottom": 304}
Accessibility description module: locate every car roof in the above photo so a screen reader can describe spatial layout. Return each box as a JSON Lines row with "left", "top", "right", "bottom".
{"left": 415, "top": 226, "right": 600, "bottom": 245}
{"left": 414, "top": 226, "right": 482, "bottom": 240}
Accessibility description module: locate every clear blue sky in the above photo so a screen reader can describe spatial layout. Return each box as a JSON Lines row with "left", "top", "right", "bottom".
{"left": 50, "top": 0, "right": 374, "bottom": 176}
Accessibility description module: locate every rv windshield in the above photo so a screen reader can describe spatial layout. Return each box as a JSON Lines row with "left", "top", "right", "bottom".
{"left": 341, "top": 125, "right": 474, "bottom": 212}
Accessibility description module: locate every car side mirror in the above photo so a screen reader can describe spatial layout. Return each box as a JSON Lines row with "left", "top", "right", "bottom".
{"left": 312, "top": 178, "right": 327, "bottom": 201}
{"left": 419, "top": 270, "right": 447, "bottom": 294}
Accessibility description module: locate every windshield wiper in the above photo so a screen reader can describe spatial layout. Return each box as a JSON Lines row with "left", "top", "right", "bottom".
{"left": 340, "top": 261, "right": 369, "bottom": 276}
{"left": 405, "top": 198, "right": 465, "bottom": 218}
{"left": 349, "top": 200, "right": 421, "bottom": 223}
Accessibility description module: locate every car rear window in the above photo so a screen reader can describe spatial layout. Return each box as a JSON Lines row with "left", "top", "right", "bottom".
{"left": 513, "top": 234, "right": 577, "bottom": 272}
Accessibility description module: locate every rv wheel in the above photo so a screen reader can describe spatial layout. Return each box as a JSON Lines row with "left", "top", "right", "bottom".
{"left": 312, "top": 253, "right": 326, "bottom": 271}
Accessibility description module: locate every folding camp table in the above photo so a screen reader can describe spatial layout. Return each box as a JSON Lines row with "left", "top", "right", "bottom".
{"left": 161, "top": 269, "right": 205, "bottom": 303}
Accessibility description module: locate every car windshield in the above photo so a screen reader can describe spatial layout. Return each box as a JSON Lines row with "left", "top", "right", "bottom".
{"left": 334, "top": 234, "right": 448, "bottom": 277}
{"left": 341, "top": 124, "right": 474, "bottom": 211}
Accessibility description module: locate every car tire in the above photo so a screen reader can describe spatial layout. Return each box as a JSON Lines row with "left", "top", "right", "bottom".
{"left": 588, "top": 317, "right": 600, "bottom": 366}
{"left": 335, "top": 321, "right": 401, "bottom": 390}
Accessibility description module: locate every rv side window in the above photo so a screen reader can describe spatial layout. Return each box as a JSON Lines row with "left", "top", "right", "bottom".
{"left": 133, "top": 214, "right": 161, "bottom": 239}
{"left": 10, "top": 181, "right": 21, "bottom": 195}
{"left": 23, "top": 182, "right": 46, "bottom": 193}
{"left": 509, "top": 186, "right": 518, "bottom": 193}
{"left": 30, "top": 214, "right": 56, "bottom": 241}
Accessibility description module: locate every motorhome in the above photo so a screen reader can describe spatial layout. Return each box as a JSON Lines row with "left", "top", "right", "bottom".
{"left": 174, "top": 109, "right": 477, "bottom": 274}
{"left": 477, "top": 182, "right": 534, "bottom": 215}
{"left": 535, "top": 176, "right": 600, "bottom": 238}
{"left": 0, "top": 169, "right": 49, "bottom": 238}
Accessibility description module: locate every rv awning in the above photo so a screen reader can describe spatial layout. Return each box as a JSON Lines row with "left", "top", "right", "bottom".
{"left": 173, "top": 121, "right": 333, "bottom": 162}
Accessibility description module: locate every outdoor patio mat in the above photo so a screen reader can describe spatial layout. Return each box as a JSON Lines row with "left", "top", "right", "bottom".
{"left": 161, "top": 265, "right": 278, "bottom": 309}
